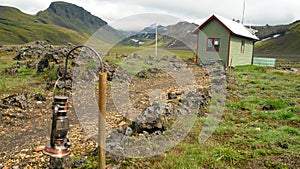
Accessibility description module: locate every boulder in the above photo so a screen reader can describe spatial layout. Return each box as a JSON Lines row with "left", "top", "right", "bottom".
{"left": 131, "top": 102, "right": 173, "bottom": 133}
{"left": 37, "top": 58, "right": 49, "bottom": 73}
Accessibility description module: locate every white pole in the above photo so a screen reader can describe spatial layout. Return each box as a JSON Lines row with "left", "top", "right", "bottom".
{"left": 155, "top": 23, "right": 158, "bottom": 57}
{"left": 242, "top": 0, "right": 245, "bottom": 25}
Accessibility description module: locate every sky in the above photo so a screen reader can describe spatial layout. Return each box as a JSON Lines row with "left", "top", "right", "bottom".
{"left": 0, "top": 0, "right": 299, "bottom": 30}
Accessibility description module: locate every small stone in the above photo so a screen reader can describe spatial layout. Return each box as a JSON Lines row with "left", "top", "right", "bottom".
{"left": 262, "top": 104, "right": 274, "bottom": 111}
{"left": 36, "top": 101, "right": 43, "bottom": 105}
{"left": 282, "top": 143, "right": 289, "bottom": 149}
{"left": 168, "top": 92, "right": 177, "bottom": 99}
{"left": 125, "top": 127, "right": 133, "bottom": 136}
{"left": 148, "top": 68, "right": 160, "bottom": 73}
{"left": 137, "top": 70, "right": 148, "bottom": 78}
{"left": 119, "top": 121, "right": 126, "bottom": 127}
{"left": 255, "top": 128, "right": 261, "bottom": 131}
{"left": 33, "top": 146, "right": 45, "bottom": 152}
{"left": 34, "top": 94, "right": 46, "bottom": 101}
{"left": 290, "top": 68, "right": 298, "bottom": 72}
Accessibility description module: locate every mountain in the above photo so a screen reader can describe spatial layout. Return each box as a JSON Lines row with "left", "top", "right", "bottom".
{"left": 36, "top": 1, "right": 106, "bottom": 35}
{"left": 0, "top": 5, "right": 87, "bottom": 45}
{"left": 118, "top": 21, "right": 197, "bottom": 49}
{"left": 0, "top": 2, "right": 124, "bottom": 45}
{"left": 253, "top": 21, "right": 300, "bottom": 60}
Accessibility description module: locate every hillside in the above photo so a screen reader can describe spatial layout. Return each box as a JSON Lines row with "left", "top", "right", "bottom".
{"left": 0, "top": 5, "right": 88, "bottom": 45}
{"left": 0, "top": 2, "right": 124, "bottom": 45}
{"left": 36, "top": 1, "right": 107, "bottom": 35}
{"left": 118, "top": 22, "right": 197, "bottom": 50}
{"left": 254, "top": 21, "right": 300, "bottom": 60}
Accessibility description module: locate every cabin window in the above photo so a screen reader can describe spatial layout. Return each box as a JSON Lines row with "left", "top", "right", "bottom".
{"left": 207, "top": 38, "right": 220, "bottom": 52}
{"left": 241, "top": 40, "right": 245, "bottom": 54}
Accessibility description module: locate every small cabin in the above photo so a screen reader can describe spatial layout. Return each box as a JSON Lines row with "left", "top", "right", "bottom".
{"left": 193, "top": 14, "right": 259, "bottom": 67}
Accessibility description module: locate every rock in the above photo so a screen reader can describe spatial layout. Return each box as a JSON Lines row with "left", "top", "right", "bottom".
{"left": 13, "top": 52, "right": 26, "bottom": 60}
{"left": 175, "top": 91, "right": 183, "bottom": 95}
{"left": 162, "top": 55, "right": 169, "bottom": 61}
{"left": 106, "top": 142, "right": 124, "bottom": 157}
{"left": 124, "top": 127, "right": 133, "bottom": 136}
{"left": 277, "top": 141, "right": 289, "bottom": 149}
{"left": 35, "top": 40, "right": 44, "bottom": 45}
{"left": 180, "top": 91, "right": 206, "bottom": 108}
{"left": 73, "top": 158, "right": 86, "bottom": 168}
{"left": 168, "top": 92, "right": 177, "bottom": 99}
{"left": 262, "top": 104, "right": 274, "bottom": 111}
{"left": 169, "top": 55, "right": 178, "bottom": 62}
{"left": 137, "top": 70, "right": 148, "bottom": 78}
{"left": 290, "top": 68, "right": 298, "bottom": 72}
{"left": 33, "top": 146, "right": 45, "bottom": 152}
{"left": 133, "top": 53, "right": 140, "bottom": 59}
{"left": 118, "top": 121, "right": 127, "bottom": 127}
{"left": 148, "top": 54, "right": 154, "bottom": 60}
{"left": 5, "top": 66, "right": 19, "bottom": 75}
{"left": 34, "top": 94, "right": 46, "bottom": 101}
{"left": 56, "top": 80, "right": 72, "bottom": 90}
{"left": 45, "top": 52, "right": 57, "bottom": 63}
{"left": 37, "top": 58, "right": 49, "bottom": 73}
{"left": 148, "top": 68, "right": 160, "bottom": 73}
{"left": 26, "top": 61, "right": 36, "bottom": 69}
{"left": 131, "top": 102, "right": 173, "bottom": 133}
{"left": 107, "top": 71, "right": 114, "bottom": 81}
{"left": 7, "top": 113, "right": 25, "bottom": 119}
{"left": 1, "top": 94, "right": 28, "bottom": 109}
{"left": 57, "top": 66, "right": 72, "bottom": 80}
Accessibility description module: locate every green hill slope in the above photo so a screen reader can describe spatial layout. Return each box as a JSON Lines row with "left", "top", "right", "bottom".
{"left": 0, "top": 2, "right": 125, "bottom": 45}
{"left": 0, "top": 6, "right": 88, "bottom": 45}
{"left": 254, "top": 21, "right": 300, "bottom": 60}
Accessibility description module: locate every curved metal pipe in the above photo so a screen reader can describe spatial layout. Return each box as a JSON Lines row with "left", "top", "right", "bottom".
{"left": 63, "top": 45, "right": 104, "bottom": 82}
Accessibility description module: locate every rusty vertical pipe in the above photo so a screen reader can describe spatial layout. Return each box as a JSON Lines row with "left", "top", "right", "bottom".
{"left": 98, "top": 72, "right": 107, "bottom": 169}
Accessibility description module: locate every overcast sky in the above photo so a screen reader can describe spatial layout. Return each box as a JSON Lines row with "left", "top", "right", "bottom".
{"left": 1, "top": 0, "right": 299, "bottom": 30}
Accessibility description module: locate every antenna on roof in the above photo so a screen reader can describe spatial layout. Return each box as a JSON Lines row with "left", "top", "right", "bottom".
{"left": 242, "top": 0, "right": 245, "bottom": 25}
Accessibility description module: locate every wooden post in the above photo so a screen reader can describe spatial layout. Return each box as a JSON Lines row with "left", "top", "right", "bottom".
{"left": 98, "top": 72, "right": 107, "bottom": 169}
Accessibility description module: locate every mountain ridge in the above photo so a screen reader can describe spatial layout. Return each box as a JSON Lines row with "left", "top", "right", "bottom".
{"left": 36, "top": 1, "right": 107, "bottom": 35}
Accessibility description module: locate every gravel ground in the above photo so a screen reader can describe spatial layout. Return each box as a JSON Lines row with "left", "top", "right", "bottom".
{"left": 0, "top": 90, "right": 98, "bottom": 168}
{"left": 0, "top": 64, "right": 210, "bottom": 168}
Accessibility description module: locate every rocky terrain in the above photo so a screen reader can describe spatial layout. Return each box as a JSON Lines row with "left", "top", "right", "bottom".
{"left": 0, "top": 42, "right": 217, "bottom": 168}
